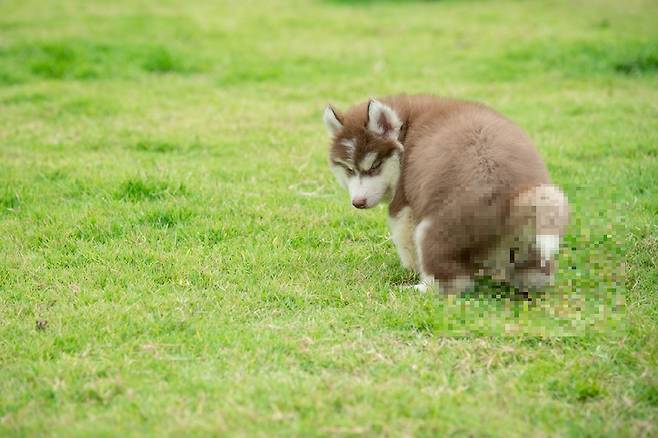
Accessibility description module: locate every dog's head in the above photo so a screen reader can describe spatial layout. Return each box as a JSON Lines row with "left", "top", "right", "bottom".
{"left": 324, "top": 99, "right": 404, "bottom": 209}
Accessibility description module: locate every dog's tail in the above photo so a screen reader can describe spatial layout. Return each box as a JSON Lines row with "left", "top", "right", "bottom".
{"left": 510, "top": 184, "right": 570, "bottom": 266}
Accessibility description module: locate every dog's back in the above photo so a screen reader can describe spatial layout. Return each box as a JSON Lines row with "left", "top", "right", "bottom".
{"left": 387, "top": 95, "right": 568, "bottom": 290}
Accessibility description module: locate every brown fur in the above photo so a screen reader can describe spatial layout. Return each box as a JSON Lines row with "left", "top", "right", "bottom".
{"left": 329, "top": 94, "right": 569, "bottom": 291}
{"left": 329, "top": 109, "right": 400, "bottom": 168}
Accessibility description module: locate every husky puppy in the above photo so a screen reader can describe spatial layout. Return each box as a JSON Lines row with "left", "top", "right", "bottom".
{"left": 323, "top": 95, "right": 569, "bottom": 294}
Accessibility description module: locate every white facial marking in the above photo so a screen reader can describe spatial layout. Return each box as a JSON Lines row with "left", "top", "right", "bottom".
{"left": 345, "top": 154, "right": 400, "bottom": 208}
{"left": 323, "top": 106, "right": 343, "bottom": 136}
{"left": 346, "top": 175, "right": 362, "bottom": 201}
{"left": 340, "top": 139, "right": 356, "bottom": 159}
{"left": 330, "top": 165, "right": 349, "bottom": 189}
{"left": 347, "top": 174, "right": 381, "bottom": 205}
{"left": 359, "top": 152, "right": 377, "bottom": 171}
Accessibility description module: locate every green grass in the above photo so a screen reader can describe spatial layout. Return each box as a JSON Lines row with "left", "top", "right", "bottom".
{"left": 0, "top": 0, "right": 656, "bottom": 435}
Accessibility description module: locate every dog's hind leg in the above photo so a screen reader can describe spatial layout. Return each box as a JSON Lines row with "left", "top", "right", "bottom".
{"left": 507, "top": 184, "right": 569, "bottom": 290}
{"left": 513, "top": 184, "right": 569, "bottom": 260}
{"left": 413, "top": 217, "right": 475, "bottom": 294}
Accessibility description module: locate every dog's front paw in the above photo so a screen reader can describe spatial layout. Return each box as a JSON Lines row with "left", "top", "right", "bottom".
{"left": 413, "top": 282, "right": 431, "bottom": 293}
{"left": 402, "top": 281, "right": 433, "bottom": 293}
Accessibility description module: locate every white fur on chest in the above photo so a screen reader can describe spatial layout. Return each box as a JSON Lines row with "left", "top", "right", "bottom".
{"left": 388, "top": 207, "right": 418, "bottom": 272}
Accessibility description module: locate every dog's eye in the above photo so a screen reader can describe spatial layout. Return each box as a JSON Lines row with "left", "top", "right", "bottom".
{"left": 363, "top": 160, "right": 382, "bottom": 175}
{"left": 345, "top": 166, "right": 355, "bottom": 175}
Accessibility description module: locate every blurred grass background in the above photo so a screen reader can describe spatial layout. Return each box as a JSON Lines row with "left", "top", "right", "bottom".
{"left": 0, "top": 0, "right": 656, "bottom": 435}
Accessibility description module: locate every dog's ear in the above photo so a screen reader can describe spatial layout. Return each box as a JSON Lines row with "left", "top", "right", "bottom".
{"left": 367, "top": 99, "right": 402, "bottom": 139}
{"left": 323, "top": 105, "right": 343, "bottom": 136}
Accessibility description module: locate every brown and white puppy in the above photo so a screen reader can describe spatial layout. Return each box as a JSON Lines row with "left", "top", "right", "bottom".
{"left": 324, "top": 95, "right": 569, "bottom": 294}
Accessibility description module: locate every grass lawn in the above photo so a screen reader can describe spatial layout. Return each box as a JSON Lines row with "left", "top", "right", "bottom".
{"left": 1, "top": 0, "right": 656, "bottom": 435}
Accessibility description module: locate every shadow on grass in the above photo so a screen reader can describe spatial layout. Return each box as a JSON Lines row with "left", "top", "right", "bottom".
{"left": 389, "top": 270, "right": 539, "bottom": 303}
{"left": 463, "top": 277, "right": 543, "bottom": 303}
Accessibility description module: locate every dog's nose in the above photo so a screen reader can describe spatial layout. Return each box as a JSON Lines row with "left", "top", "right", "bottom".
{"left": 352, "top": 198, "right": 367, "bottom": 209}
